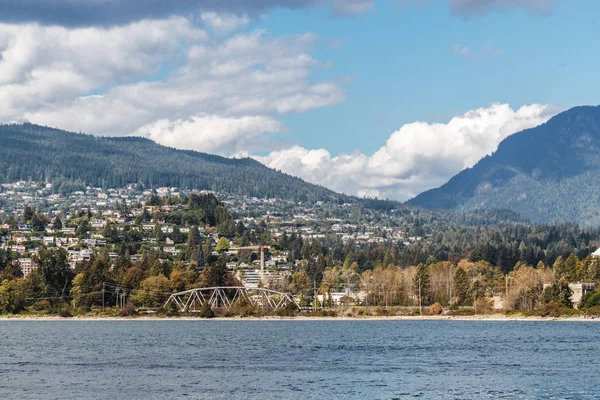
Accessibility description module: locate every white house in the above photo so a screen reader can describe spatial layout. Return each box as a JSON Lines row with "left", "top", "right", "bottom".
{"left": 18, "top": 258, "right": 37, "bottom": 277}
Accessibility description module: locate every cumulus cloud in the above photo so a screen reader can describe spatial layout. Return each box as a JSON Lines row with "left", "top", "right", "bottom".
{"left": 257, "top": 104, "right": 559, "bottom": 200}
{"left": 0, "top": 17, "right": 344, "bottom": 152}
{"left": 0, "top": 18, "right": 207, "bottom": 120}
{"left": 135, "top": 114, "right": 283, "bottom": 156}
{"left": 200, "top": 12, "right": 251, "bottom": 36}
{"left": 0, "top": 0, "right": 373, "bottom": 27}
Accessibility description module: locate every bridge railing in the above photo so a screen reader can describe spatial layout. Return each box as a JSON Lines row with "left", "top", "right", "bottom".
{"left": 164, "top": 286, "right": 299, "bottom": 312}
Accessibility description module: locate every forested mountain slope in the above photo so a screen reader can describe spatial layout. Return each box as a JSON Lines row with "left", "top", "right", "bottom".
{"left": 0, "top": 123, "right": 355, "bottom": 204}
{"left": 409, "top": 105, "right": 600, "bottom": 226}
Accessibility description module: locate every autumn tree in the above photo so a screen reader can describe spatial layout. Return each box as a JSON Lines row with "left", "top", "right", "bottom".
{"left": 132, "top": 274, "right": 171, "bottom": 307}
{"left": 216, "top": 237, "right": 230, "bottom": 253}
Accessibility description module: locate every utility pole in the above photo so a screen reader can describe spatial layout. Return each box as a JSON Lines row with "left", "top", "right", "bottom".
{"left": 449, "top": 264, "right": 453, "bottom": 306}
{"left": 313, "top": 280, "right": 317, "bottom": 311}
{"left": 260, "top": 245, "right": 265, "bottom": 282}
{"left": 101, "top": 282, "right": 105, "bottom": 312}
{"left": 419, "top": 276, "right": 422, "bottom": 315}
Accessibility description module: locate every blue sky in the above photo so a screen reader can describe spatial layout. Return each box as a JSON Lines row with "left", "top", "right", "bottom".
{"left": 0, "top": 0, "right": 595, "bottom": 200}
{"left": 263, "top": 0, "right": 600, "bottom": 154}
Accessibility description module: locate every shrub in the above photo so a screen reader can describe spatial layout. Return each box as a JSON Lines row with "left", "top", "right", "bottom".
{"left": 34, "top": 299, "right": 51, "bottom": 312}
{"left": 166, "top": 300, "right": 180, "bottom": 317}
{"left": 429, "top": 302, "right": 443, "bottom": 315}
{"left": 473, "top": 298, "right": 494, "bottom": 315}
{"left": 537, "top": 302, "right": 582, "bottom": 318}
{"left": 276, "top": 302, "right": 299, "bottom": 317}
{"left": 584, "top": 305, "right": 600, "bottom": 317}
{"left": 375, "top": 307, "right": 388, "bottom": 316}
{"left": 580, "top": 291, "right": 600, "bottom": 310}
{"left": 447, "top": 308, "right": 476, "bottom": 316}
{"left": 198, "top": 302, "right": 215, "bottom": 318}
{"left": 58, "top": 303, "right": 72, "bottom": 318}
{"left": 119, "top": 302, "right": 137, "bottom": 317}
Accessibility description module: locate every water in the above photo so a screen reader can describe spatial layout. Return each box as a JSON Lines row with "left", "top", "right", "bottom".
{"left": 0, "top": 320, "right": 599, "bottom": 399}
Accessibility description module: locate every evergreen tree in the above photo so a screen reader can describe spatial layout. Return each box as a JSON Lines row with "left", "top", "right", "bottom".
{"left": 413, "top": 263, "right": 430, "bottom": 307}
{"left": 31, "top": 212, "right": 48, "bottom": 232}
{"left": 453, "top": 266, "right": 470, "bottom": 306}
{"left": 23, "top": 206, "right": 35, "bottom": 223}
{"left": 52, "top": 216, "right": 63, "bottom": 231}
{"left": 563, "top": 254, "right": 578, "bottom": 282}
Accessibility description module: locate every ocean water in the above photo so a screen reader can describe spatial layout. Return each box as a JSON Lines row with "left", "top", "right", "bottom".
{"left": 0, "top": 320, "right": 599, "bottom": 399}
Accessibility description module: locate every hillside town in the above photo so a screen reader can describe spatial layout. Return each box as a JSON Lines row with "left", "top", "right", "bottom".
{"left": 0, "top": 181, "right": 416, "bottom": 298}
{"left": 2, "top": 180, "right": 600, "bottom": 315}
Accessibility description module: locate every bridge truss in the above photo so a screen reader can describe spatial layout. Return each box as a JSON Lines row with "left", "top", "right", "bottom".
{"left": 164, "top": 286, "right": 299, "bottom": 312}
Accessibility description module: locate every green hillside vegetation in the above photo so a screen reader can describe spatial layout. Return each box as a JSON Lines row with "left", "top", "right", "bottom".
{"left": 0, "top": 123, "right": 355, "bottom": 205}
{"left": 409, "top": 106, "right": 600, "bottom": 226}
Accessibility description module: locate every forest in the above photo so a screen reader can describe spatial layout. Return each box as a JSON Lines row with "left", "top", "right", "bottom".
{"left": 2, "top": 193, "right": 600, "bottom": 317}
{"left": 0, "top": 123, "right": 363, "bottom": 205}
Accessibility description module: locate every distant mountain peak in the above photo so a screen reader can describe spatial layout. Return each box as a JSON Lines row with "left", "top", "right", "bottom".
{"left": 408, "top": 105, "right": 600, "bottom": 226}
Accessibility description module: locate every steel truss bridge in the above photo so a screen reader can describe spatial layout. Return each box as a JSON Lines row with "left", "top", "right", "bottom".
{"left": 164, "top": 287, "right": 299, "bottom": 312}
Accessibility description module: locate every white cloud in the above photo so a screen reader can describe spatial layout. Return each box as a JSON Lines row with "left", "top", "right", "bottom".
{"left": 0, "top": 17, "right": 344, "bottom": 156}
{"left": 200, "top": 12, "right": 251, "bottom": 36}
{"left": 135, "top": 114, "right": 283, "bottom": 156}
{"left": 257, "top": 103, "right": 559, "bottom": 200}
{"left": 0, "top": 18, "right": 207, "bottom": 120}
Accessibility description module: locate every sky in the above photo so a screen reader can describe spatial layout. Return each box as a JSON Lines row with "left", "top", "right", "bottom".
{"left": 0, "top": 0, "right": 598, "bottom": 200}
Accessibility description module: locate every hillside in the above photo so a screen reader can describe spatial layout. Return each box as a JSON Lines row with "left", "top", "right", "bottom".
{"left": 0, "top": 123, "right": 353, "bottom": 204}
{"left": 409, "top": 105, "right": 600, "bottom": 226}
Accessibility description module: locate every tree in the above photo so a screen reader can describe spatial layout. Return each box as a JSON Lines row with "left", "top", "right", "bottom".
{"left": 542, "top": 277, "right": 573, "bottom": 308}
{"left": 453, "top": 266, "right": 470, "bottom": 306}
{"left": 216, "top": 237, "right": 230, "bottom": 253}
{"left": 0, "top": 279, "right": 25, "bottom": 314}
{"left": 52, "top": 216, "right": 63, "bottom": 231}
{"left": 103, "top": 223, "right": 120, "bottom": 243}
{"left": 169, "top": 266, "right": 198, "bottom": 292}
{"left": 70, "top": 273, "right": 87, "bottom": 308}
{"left": 23, "top": 206, "right": 35, "bottom": 223}
{"left": 132, "top": 274, "right": 171, "bottom": 307}
{"left": 413, "top": 263, "right": 430, "bottom": 309}
{"left": 201, "top": 255, "right": 229, "bottom": 287}
{"left": 186, "top": 226, "right": 200, "bottom": 261}
{"left": 580, "top": 290, "right": 600, "bottom": 309}
{"left": 34, "top": 247, "right": 74, "bottom": 301}
{"left": 76, "top": 219, "right": 90, "bottom": 238}
{"left": 31, "top": 212, "right": 48, "bottom": 232}
{"left": 198, "top": 301, "right": 215, "bottom": 318}
{"left": 70, "top": 251, "right": 112, "bottom": 307}
{"left": 562, "top": 254, "right": 578, "bottom": 282}
{"left": 553, "top": 256, "right": 566, "bottom": 280}
{"left": 121, "top": 267, "right": 146, "bottom": 289}
{"left": 290, "top": 270, "right": 311, "bottom": 306}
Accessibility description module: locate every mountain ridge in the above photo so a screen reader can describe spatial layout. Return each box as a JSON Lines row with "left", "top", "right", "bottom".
{"left": 0, "top": 123, "right": 381, "bottom": 207}
{"left": 408, "top": 105, "right": 600, "bottom": 225}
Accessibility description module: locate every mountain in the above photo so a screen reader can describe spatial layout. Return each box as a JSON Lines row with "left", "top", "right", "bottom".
{"left": 0, "top": 123, "right": 358, "bottom": 205}
{"left": 409, "top": 105, "right": 600, "bottom": 226}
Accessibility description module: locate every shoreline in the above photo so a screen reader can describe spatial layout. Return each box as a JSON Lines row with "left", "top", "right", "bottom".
{"left": 1, "top": 315, "right": 599, "bottom": 322}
